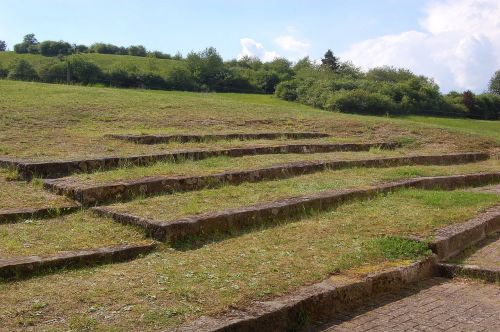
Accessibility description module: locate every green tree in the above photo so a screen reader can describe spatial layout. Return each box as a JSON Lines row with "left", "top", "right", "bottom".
{"left": 0, "top": 40, "right": 6, "bottom": 51}
{"left": 488, "top": 70, "right": 500, "bottom": 95}
{"left": 128, "top": 45, "right": 147, "bottom": 57}
{"left": 321, "top": 49, "right": 340, "bottom": 71}
{"left": 186, "top": 47, "right": 224, "bottom": 89}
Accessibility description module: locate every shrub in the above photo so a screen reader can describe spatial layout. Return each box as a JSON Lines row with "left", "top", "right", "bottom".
{"left": 67, "top": 57, "right": 102, "bottom": 84}
{"left": 74, "top": 44, "right": 89, "bottom": 53}
{"left": 7, "top": 59, "right": 39, "bottom": 81}
{"left": 325, "top": 89, "right": 396, "bottom": 115}
{"left": 474, "top": 94, "right": 500, "bottom": 120}
{"left": 0, "top": 63, "right": 8, "bottom": 78}
{"left": 275, "top": 80, "right": 298, "bottom": 101}
{"left": 89, "top": 43, "right": 120, "bottom": 54}
{"left": 39, "top": 40, "right": 73, "bottom": 56}
{"left": 38, "top": 61, "right": 67, "bottom": 83}
{"left": 254, "top": 70, "right": 280, "bottom": 93}
{"left": 135, "top": 72, "right": 166, "bottom": 89}
{"left": 164, "top": 66, "right": 196, "bottom": 91}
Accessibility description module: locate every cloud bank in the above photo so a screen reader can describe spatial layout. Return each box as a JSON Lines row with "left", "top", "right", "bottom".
{"left": 341, "top": 0, "right": 500, "bottom": 92}
{"left": 237, "top": 38, "right": 279, "bottom": 62}
{"left": 238, "top": 35, "right": 310, "bottom": 62}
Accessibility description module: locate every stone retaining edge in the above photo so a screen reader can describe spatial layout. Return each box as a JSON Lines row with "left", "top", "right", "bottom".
{"left": 427, "top": 206, "right": 500, "bottom": 260}
{"left": 45, "top": 152, "right": 489, "bottom": 206}
{"left": 93, "top": 172, "right": 500, "bottom": 242}
{"left": 8, "top": 142, "right": 400, "bottom": 180}
{"left": 172, "top": 256, "right": 437, "bottom": 332}
{"left": 0, "top": 204, "right": 81, "bottom": 224}
{"left": 0, "top": 242, "right": 156, "bottom": 280}
{"left": 436, "top": 263, "right": 500, "bottom": 283}
{"left": 105, "top": 132, "right": 330, "bottom": 144}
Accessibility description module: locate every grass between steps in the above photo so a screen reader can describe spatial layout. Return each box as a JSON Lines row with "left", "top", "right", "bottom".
{"left": 105, "top": 160, "right": 500, "bottom": 222}
{"left": 0, "top": 189, "right": 497, "bottom": 331}
{"left": 0, "top": 169, "right": 75, "bottom": 212}
{"left": 0, "top": 211, "right": 148, "bottom": 258}
{"left": 69, "top": 149, "right": 408, "bottom": 185}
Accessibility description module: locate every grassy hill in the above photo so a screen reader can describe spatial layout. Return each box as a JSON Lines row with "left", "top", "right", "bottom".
{"left": 0, "top": 51, "right": 185, "bottom": 76}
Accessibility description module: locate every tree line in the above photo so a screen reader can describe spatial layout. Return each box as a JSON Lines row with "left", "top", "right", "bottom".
{"left": 0, "top": 35, "right": 499, "bottom": 120}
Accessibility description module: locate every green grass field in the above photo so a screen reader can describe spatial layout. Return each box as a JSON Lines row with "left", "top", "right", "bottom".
{"left": 0, "top": 79, "right": 499, "bottom": 331}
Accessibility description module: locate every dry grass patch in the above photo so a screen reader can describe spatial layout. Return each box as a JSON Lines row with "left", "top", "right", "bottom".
{"left": 0, "top": 211, "right": 147, "bottom": 258}
{"left": 0, "top": 189, "right": 496, "bottom": 331}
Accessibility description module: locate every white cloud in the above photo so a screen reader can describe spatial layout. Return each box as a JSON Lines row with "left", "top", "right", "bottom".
{"left": 341, "top": 0, "right": 500, "bottom": 92}
{"left": 274, "top": 35, "right": 310, "bottom": 55}
{"left": 237, "top": 38, "right": 279, "bottom": 62}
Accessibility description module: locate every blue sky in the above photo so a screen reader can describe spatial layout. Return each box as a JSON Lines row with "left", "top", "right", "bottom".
{"left": 1, "top": 0, "right": 499, "bottom": 92}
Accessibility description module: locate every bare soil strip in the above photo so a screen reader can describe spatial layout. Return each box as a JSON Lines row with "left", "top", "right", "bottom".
{"left": 94, "top": 172, "right": 500, "bottom": 243}
{"left": 44, "top": 152, "right": 488, "bottom": 206}
{"left": 4, "top": 142, "right": 400, "bottom": 180}
{"left": 0, "top": 242, "right": 156, "bottom": 280}
{"left": 174, "top": 207, "right": 500, "bottom": 332}
{"left": 0, "top": 204, "right": 81, "bottom": 224}
{"left": 105, "top": 132, "right": 330, "bottom": 144}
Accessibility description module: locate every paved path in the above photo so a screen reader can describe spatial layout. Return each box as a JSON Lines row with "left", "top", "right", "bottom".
{"left": 315, "top": 278, "right": 500, "bottom": 332}
{"left": 461, "top": 235, "right": 500, "bottom": 270}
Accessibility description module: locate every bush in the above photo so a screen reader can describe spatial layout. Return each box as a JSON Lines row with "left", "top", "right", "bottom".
{"left": 275, "top": 80, "right": 298, "bottom": 101}
{"left": 164, "top": 66, "right": 196, "bottom": 91}
{"left": 74, "top": 44, "right": 89, "bottom": 53}
{"left": 89, "top": 43, "right": 121, "bottom": 54}
{"left": 135, "top": 72, "right": 166, "bottom": 89}
{"left": 0, "top": 63, "right": 8, "bottom": 78}
{"left": 38, "top": 61, "right": 67, "bottom": 83}
{"left": 39, "top": 40, "right": 73, "bottom": 56}
{"left": 474, "top": 94, "right": 500, "bottom": 120}
{"left": 326, "top": 89, "right": 396, "bottom": 115}
{"left": 7, "top": 59, "right": 39, "bottom": 81}
{"left": 67, "top": 57, "right": 102, "bottom": 84}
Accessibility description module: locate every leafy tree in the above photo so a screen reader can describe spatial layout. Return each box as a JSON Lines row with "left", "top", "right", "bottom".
{"left": 488, "top": 70, "right": 500, "bottom": 95}
{"left": 14, "top": 33, "right": 39, "bottom": 54}
{"left": 7, "top": 59, "right": 39, "bottom": 81}
{"left": 0, "top": 40, "right": 6, "bottom": 51}
{"left": 366, "top": 67, "right": 415, "bottom": 83}
{"left": 23, "top": 33, "right": 38, "bottom": 45}
{"left": 321, "top": 49, "right": 340, "bottom": 71}
{"left": 293, "top": 56, "right": 314, "bottom": 72}
{"left": 39, "top": 40, "right": 73, "bottom": 56}
{"left": 186, "top": 47, "right": 224, "bottom": 89}
{"left": 462, "top": 90, "right": 476, "bottom": 115}
{"left": 128, "top": 45, "right": 147, "bottom": 57}
{"left": 75, "top": 44, "right": 88, "bottom": 53}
